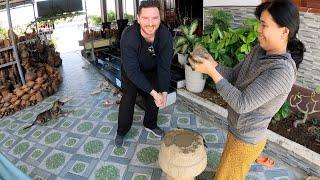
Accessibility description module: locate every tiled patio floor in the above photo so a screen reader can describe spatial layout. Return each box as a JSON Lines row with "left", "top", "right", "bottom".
{"left": 0, "top": 52, "right": 308, "bottom": 180}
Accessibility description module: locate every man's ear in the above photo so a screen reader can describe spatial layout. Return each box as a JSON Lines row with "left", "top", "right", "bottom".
{"left": 137, "top": 14, "right": 140, "bottom": 24}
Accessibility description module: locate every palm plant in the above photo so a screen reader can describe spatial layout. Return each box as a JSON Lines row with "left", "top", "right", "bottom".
{"left": 174, "top": 19, "right": 201, "bottom": 56}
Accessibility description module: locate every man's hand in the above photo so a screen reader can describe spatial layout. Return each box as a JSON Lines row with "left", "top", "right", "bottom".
{"left": 161, "top": 92, "right": 168, "bottom": 108}
{"left": 150, "top": 90, "right": 163, "bottom": 107}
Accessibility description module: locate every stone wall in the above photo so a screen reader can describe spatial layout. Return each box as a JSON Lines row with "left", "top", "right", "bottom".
{"left": 203, "top": 6, "right": 320, "bottom": 90}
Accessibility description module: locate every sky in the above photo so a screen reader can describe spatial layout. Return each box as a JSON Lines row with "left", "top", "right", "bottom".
{"left": 0, "top": 0, "right": 135, "bottom": 28}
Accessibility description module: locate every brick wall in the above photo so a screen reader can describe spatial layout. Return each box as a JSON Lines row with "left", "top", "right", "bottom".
{"left": 204, "top": 7, "right": 320, "bottom": 90}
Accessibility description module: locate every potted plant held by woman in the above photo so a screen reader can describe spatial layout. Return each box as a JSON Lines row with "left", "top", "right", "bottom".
{"left": 174, "top": 20, "right": 206, "bottom": 93}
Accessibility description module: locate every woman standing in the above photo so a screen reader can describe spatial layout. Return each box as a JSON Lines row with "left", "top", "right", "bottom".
{"left": 192, "top": 0, "right": 305, "bottom": 179}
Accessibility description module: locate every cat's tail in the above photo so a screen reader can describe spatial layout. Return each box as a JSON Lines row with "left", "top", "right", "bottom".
{"left": 23, "top": 121, "right": 36, "bottom": 129}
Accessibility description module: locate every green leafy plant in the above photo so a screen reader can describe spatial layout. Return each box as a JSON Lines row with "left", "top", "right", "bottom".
{"left": 107, "top": 11, "right": 116, "bottom": 22}
{"left": 273, "top": 101, "right": 291, "bottom": 122}
{"left": 124, "top": 13, "right": 134, "bottom": 22}
{"left": 312, "top": 119, "right": 320, "bottom": 126}
{"left": 204, "top": 9, "right": 233, "bottom": 34}
{"left": 88, "top": 15, "right": 102, "bottom": 26}
{"left": 174, "top": 19, "right": 201, "bottom": 55}
{"left": 202, "top": 18, "right": 260, "bottom": 68}
{"left": 0, "top": 28, "right": 8, "bottom": 39}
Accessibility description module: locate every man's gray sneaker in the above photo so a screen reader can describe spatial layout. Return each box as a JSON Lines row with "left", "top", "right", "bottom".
{"left": 115, "top": 134, "right": 124, "bottom": 147}
{"left": 145, "top": 127, "right": 164, "bottom": 138}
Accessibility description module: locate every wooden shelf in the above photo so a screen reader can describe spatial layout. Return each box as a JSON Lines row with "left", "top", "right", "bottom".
{"left": 0, "top": 46, "right": 13, "bottom": 52}
{"left": 17, "top": 39, "right": 36, "bottom": 45}
{"left": 0, "top": 61, "right": 17, "bottom": 69}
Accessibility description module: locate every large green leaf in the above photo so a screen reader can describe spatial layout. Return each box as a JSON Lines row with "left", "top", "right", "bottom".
{"left": 239, "top": 35, "right": 247, "bottom": 43}
{"left": 215, "top": 24, "right": 223, "bottom": 39}
{"left": 181, "top": 44, "right": 189, "bottom": 54}
{"left": 210, "top": 30, "right": 218, "bottom": 41}
{"left": 174, "top": 36, "right": 187, "bottom": 48}
{"left": 186, "top": 34, "right": 196, "bottom": 42}
{"left": 229, "top": 34, "right": 238, "bottom": 44}
{"left": 189, "top": 20, "right": 198, "bottom": 35}
{"left": 247, "top": 32, "right": 257, "bottom": 43}
{"left": 240, "top": 44, "right": 248, "bottom": 53}
{"left": 181, "top": 26, "right": 189, "bottom": 36}
{"left": 202, "top": 35, "right": 211, "bottom": 45}
{"left": 174, "top": 46, "right": 182, "bottom": 55}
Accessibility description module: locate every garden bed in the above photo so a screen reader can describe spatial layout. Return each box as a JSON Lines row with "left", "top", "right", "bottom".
{"left": 177, "top": 88, "right": 320, "bottom": 176}
{"left": 193, "top": 86, "right": 320, "bottom": 154}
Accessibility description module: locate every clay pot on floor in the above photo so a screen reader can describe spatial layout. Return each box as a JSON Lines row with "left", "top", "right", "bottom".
{"left": 25, "top": 69, "right": 37, "bottom": 82}
{"left": 0, "top": 86, "right": 11, "bottom": 97}
{"left": 0, "top": 58, "right": 4, "bottom": 65}
{"left": 35, "top": 91, "right": 43, "bottom": 102}
{"left": 0, "top": 39, "right": 4, "bottom": 48}
{"left": 159, "top": 128, "right": 207, "bottom": 180}
{"left": 3, "top": 39, "right": 11, "bottom": 47}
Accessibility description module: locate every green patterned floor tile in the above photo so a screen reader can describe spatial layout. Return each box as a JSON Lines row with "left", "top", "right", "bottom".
{"left": 112, "top": 147, "right": 127, "bottom": 157}
{"left": 30, "top": 149, "right": 44, "bottom": 160}
{"left": 99, "top": 126, "right": 112, "bottom": 135}
{"left": 0, "top": 118, "right": 11, "bottom": 128}
{"left": 70, "top": 161, "right": 88, "bottom": 175}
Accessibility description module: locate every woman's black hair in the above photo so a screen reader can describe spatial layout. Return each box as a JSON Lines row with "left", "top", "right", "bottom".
{"left": 255, "top": 0, "right": 306, "bottom": 69}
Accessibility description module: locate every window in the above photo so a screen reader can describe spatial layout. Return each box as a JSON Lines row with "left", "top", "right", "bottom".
{"left": 107, "top": 0, "right": 116, "bottom": 22}
{"left": 123, "top": 0, "right": 135, "bottom": 22}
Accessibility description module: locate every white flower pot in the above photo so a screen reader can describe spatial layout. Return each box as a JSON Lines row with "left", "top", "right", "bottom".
{"left": 185, "top": 64, "right": 206, "bottom": 93}
{"left": 178, "top": 53, "right": 188, "bottom": 66}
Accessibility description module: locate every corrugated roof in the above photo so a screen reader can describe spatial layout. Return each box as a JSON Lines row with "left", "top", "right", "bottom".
{"left": 0, "top": 0, "right": 33, "bottom": 10}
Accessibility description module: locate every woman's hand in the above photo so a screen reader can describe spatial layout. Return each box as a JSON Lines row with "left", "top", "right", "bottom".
{"left": 191, "top": 53, "right": 218, "bottom": 75}
{"left": 191, "top": 54, "right": 223, "bottom": 83}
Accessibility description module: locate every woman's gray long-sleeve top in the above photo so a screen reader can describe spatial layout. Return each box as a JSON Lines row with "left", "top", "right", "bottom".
{"left": 216, "top": 45, "right": 297, "bottom": 144}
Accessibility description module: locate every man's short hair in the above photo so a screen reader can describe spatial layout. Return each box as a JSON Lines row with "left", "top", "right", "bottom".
{"left": 138, "top": 1, "right": 160, "bottom": 15}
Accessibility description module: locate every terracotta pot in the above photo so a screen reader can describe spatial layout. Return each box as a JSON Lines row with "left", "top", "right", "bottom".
{"left": 3, "top": 93, "right": 13, "bottom": 102}
{"left": 0, "top": 58, "right": 4, "bottom": 65}
{"left": 22, "top": 94, "right": 30, "bottom": 101}
{"left": 45, "top": 64, "right": 54, "bottom": 75}
{"left": 23, "top": 87, "right": 31, "bottom": 93}
{"left": 4, "top": 102, "right": 11, "bottom": 107}
{"left": 14, "top": 99, "right": 21, "bottom": 106}
{"left": 20, "top": 50, "right": 29, "bottom": 59}
{"left": 0, "top": 39, "right": 4, "bottom": 47}
{"left": 20, "top": 100, "right": 26, "bottom": 107}
{"left": 52, "top": 81, "right": 59, "bottom": 92}
{"left": 36, "top": 77, "right": 45, "bottom": 84}
{"left": 47, "top": 86, "right": 53, "bottom": 95}
{"left": 33, "top": 84, "right": 41, "bottom": 91}
{"left": 30, "top": 95, "right": 36, "bottom": 102}
{"left": 25, "top": 69, "right": 37, "bottom": 82}
{"left": 4, "top": 39, "right": 10, "bottom": 47}
{"left": 35, "top": 91, "right": 43, "bottom": 102}
{"left": 0, "top": 86, "right": 11, "bottom": 97}
{"left": 26, "top": 81, "right": 35, "bottom": 87}
{"left": 41, "top": 89, "right": 48, "bottom": 98}
{"left": 15, "top": 89, "right": 25, "bottom": 97}
{"left": 10, "top": 95, "right": 18, "bottom": 103}
{"left": 29, "top": 89, "right": 36, "bottom": 95}
{"left": 25, "top": 101, "right": 30, "bottom": 107}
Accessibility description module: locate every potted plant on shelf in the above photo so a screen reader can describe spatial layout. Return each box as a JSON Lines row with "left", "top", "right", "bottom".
{"left": 174, "top": 19, "right": 206, "bottom": 93}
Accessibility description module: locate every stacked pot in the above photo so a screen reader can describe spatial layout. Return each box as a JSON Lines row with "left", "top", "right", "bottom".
{"left": 0, "top": 37, "right": 62, "bottom": 118}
